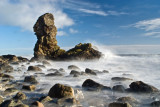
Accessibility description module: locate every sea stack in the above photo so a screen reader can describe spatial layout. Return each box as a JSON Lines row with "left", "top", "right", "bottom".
{"left": 33, "top": 13, "right": 65, "bottom": 59}
{"left": 33, "top": 13, "right": 102, "bottom": 60}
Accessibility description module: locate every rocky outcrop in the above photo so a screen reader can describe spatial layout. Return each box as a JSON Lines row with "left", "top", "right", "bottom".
{"left": 108, "top": 102, "right": 132, "bottom": 107}
{"left": 33, "top": 13, "right": 102, "bottom": 60}
{"left": 33, "top": 13, "right": 65, "bottom": 59}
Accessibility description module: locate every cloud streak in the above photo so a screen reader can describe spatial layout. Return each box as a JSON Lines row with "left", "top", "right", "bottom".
{"left": 79, "top": 8, "right": 108, "bottom": 16}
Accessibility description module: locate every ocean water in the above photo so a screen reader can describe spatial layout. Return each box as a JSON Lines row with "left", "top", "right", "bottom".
{"left": 3, "top": 45, "right": 160, "bottom": 106}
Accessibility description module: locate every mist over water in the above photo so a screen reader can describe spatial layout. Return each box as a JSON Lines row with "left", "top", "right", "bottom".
{"left": 2, "top": 44, "right": 160, "bottom": 106}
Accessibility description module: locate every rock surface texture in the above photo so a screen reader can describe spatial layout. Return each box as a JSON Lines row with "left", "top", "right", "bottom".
{"left": 33, "top": 13, "right": 102, "bottom": 60}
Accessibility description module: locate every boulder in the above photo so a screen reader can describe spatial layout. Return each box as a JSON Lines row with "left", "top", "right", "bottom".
{"left": 151, "top": 101, "right": 160, "bottom": 107}
{"left": 112, "top": 85, "right": 125, "bottom": 92}
{"left": 111, "top": 77, "right": 133, "bottom": 81}
{"left": 39, "top": 96, "right": 52, "bottom": 104}
{"left": 0, "top": 63, "right": 14, "bottom": 72}
{"left": 59, "top": 68, "right": 65, "bottom": 72}
{"left": 85, "top": 68, "right": 97, "bottom": 75}
{"left": 45, "top": 71, "right": 63, "bottom": 76}
{"left": 31, "top": 101, "right": 44, "bottom": 107}
{"left": 24, "top": 75, "right": 38, "bottom": 84}
{"left": 4, "top": 88, "right": 18, "bottom": 95}
{"left": 70, "top": 70, "right": 81, "bottom": 75}
{"left": 27, "top": 66, "right": 42, "bottom": 72}
{"left": 117, "top": 97, "right": 138, "bottom": 105}
{"left": 42, "top": 60, "right": 51, "bottom": 65}
{"left": 1, "top": 100, "right": 22, "bottom": 107}
{"left": 108, "top": 102, "right": 132, "bottom": 107}
{"left": 15, "top": 104, "right": 29, "bottom": 107}
{"left": 0, "top": 73, "right": 14, "bottom": 79}
{"left": 22, "top": 85, "right": 36, "bottom": 91}
{"left": 13, "top": 92, "right": 27, "bottom": 100}
{"left": 48, "top": 83, "right": 74, "bottom": 98}
{"left": 129, "top": 81, "right": 159, "bottom": 93}
{"left": 82, "top": 79, "right": 111, "bottom": 91}
{"left": 68, "top": 65, "right": 80, "bottom": 70}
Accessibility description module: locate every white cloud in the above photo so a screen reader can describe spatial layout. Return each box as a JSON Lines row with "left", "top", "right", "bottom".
{"left": 107, "top": 11, "right": 127, "bottom": 16}
{"left": 134, "top": 18, "right": 160, "bottom": 31}
{"left": 79, "top": 8, "right": 108, "bottom": 16}
{"left": 69, "top": 28, "right": 78, "bottom": 34}
{"left": 57, "top": 31, "right": 67, "bottom": 36}
{"left": 0, "top": 0, "right": 74, "bottom": 31}
{"left": 144, "top": 32, "right": 160, "bottom": 38}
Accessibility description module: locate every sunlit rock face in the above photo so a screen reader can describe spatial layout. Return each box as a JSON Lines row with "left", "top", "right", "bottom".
{"left": 33, "top": 13, "right": 65, "bottom": 59}
{"left": 33, "top": 13, "right": 102, "bottom": 60}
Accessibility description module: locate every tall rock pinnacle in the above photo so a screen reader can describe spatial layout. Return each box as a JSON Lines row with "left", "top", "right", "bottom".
{"left": 33, "top": 13, "right": 65, "bottom": 59}
{"left": 33, "top": 13, "right": 102, "bottom": 60}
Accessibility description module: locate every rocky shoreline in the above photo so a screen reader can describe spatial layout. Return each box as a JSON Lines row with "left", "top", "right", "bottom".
{"left": 0, "top": 54, "right": 159, "bottom": 107}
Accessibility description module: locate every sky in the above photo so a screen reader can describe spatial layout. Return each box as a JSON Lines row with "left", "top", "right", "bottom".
{"left": 0, "top": 0, "right": 160, "bottom": 55}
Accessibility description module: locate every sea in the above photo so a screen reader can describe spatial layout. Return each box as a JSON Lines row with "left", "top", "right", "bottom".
{"left": 1, "top": 44, "right": 160, "bottom": 106}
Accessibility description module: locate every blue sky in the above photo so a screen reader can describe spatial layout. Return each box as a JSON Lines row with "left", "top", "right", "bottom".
{"left": 0, "top": 0, "right": 160, "bottom": 55}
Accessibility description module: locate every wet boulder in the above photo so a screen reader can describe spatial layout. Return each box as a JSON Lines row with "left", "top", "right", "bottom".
{"left": 108, "top": 102, "right": 132, "bottom": 107}
{"left": 129, "top": 81, "right": 159, "bottom": 93}
{"left": 13, "top": 92, "right": 27, "bottom": 100}
{"left": 85, "top": 68, "right": 97, "bottom": 75}
{"left": 0, "top": 73, "right": 14, "bottom": 79}
{"left": 39, "top": 96, "right": 52, "bottom": 104}
{"left": 82, "top": 79, "right": 111, "bottom": 91}
{"left": 0, "top": 96, "right": 4, "bottom": 104}
{"left": 31, "top": 101, "right": 44, "bottom": 107}
{"left": 45, "top": 71, "right": 63, "bottom": 76}
{"left": 151, "top": 101, "right": 160, "bottom": 107}
{"left": 111, "top": 77, "right": 133, "bottom": 81}
{"left": 1, "top": 100, "right": 22, "bottom": 107}
{"left": 59, "top": 68, "right": 65, "bottom": 72}
{"left": 112, "top": 85, "right": 125, "bottom": 92}
{"left": 117, "top": 97, "right": 138, "bottom": 106}
{"left": 48, "top": 83, "right": 74, "bottom": 98}
{"left": 15, "top": 104, "right": 29, "bottom": 107}
{"left": 70, "top": 70, "right": 81, "bottom": 75}
{"left": 24, "top": 75, "right": 38, "bottom": 84}
{"left": 42, "top": 60, "right": 51, "bottom": 66}
{"left": 27, "top": 66, "right": 42, "bottom": 72}
{"left": 22, "top": 85, "right": 36, "bottom": 91}
{"left": 68, "top": 65, "right": 80, "bottom": 70}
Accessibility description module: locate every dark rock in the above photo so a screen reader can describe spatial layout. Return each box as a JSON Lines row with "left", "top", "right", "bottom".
{"left": 1, "top": 100, "right": 22, "bottom": 107}
{"left": 22, "top": 85, "right": 36, "bottom": 91}
{"left": 68, "top": 65, "right": 80, "bottom": 70}
{"left": 47, "top": 68, "right": 58, "bottom": 72}
{"left": 59, "top": 68, "right": 65, "bottom": 72}
{"left": 117, "top": 97, "right": 137, "bottom": 105}
{"left": 103, "top": 70, "right": 109, "bottom": 73}
{"left": 0, "top": 73, "right": 14, "bottom": 79}
{"left": 24, "top": 75, "right": 38, "bottom": 84}
{"left": 85, "top": 68, "right": 97, "bottom": 75}
{"left": 15, "top": 104, "right": 29, "bottom": 107}
{"left": 13, "top": 92, "right": 27, "bottom": 100}
{"left": 112, "top": 85, "right": 125, "bottom": 92}
{"left": 4, "top": 88, "right": 18, "bottom": 94}
{"left": 70, "top": 70, "right": 81, "bottom": 75}
{"left": 73, "top": 74, "right": 79, "bottom": 77}
{"left": 45, "top": 71, "right": 63, "bottom": 76}
{"left": 33, "top": 13, "right": 65, "bottom": 59}
{"left": 31, "top": 101, "right": 44, "bottom": 107}
{"left": 108, "top": 102, "right": 132, "bottom": 107}
{"left": 0, "top": 63, "right": 14, "bottom": 72}
{"left": 39, "top": 96, "right": 52, "bottom": 104}
{"left": 57, "top": 97, "right": 80, "bottom": 105}
{"left": 48, "top": 83, "right": 74, "bottom": 98}
{"left": 151, "top": 101, "right": 160, "bottom": 107}
{"left": 2, "top": 54, "right": 19, "bottom": 62}
{"left": 60, "top": 43, "right": 102, "bottom": 60}
{"left": 33, "top": 13, "right": 102, "bottom": 60}
{"left": 27, "top": 66, "right": 42, "bottom": 72}
{"left": 82, "top": 79, "right": 111, "bottom": 91}
{"left": 129, "top": 81, "right": 159, "bottom": 93}
{"left": 111, "top": 77, "right": 133, "bottom": 81}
